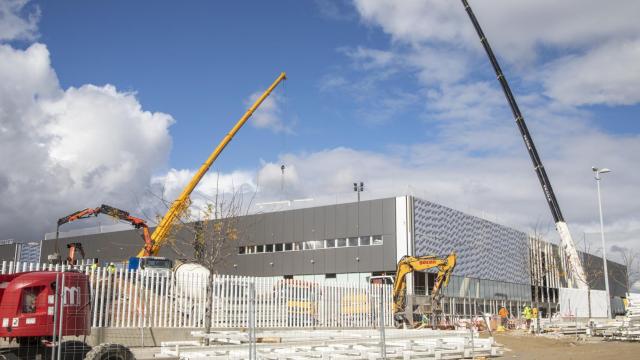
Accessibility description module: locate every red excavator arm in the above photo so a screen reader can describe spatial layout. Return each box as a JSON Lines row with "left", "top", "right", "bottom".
{"left": 66, "top": 242, "right": 85, "bottom": 264}
{"left": 55, "top": 204, "right": 154, "bottom": 257}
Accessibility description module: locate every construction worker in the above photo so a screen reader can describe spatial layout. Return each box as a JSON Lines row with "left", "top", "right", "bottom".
{"left": 531, "top": 307, "right": 539, "bottom": 333}
{"left": 522, "top": 305, "right": 532, "bottom": 330}
{"left": 107, "top": 262, "right": 116, "bottom": 275}
{"left": 498, "top": 306, "right": 509, "bottom": 329}
{"left": 90, "top": 259, "right": 99, "bottom": 273}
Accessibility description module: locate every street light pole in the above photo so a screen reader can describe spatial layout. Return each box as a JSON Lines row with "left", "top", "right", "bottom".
{"left": 353, "top": 182, "right": 364, "bottom": 202}
{"left": 592, "top": 167, "right": 612, "bottom": 319}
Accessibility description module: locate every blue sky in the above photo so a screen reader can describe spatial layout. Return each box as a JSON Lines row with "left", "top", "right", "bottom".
{"left": 34, "top": 0, "right": 407, "bottom": 171}
{"left": 1, "top": 0, "right": 639, "bottom": 270}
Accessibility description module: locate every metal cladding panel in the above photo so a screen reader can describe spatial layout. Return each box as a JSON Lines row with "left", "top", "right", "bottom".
{"left": 324, "top": 206, "right": 336, "bottom": 239}
{"left": 412, "top": 198, "right": 530, "bottom": 285}
{"left": 357, "top": 202, "right": 371, "bottom": 235}
{"left": 346, "top": 203, "right": 358, "bottom": 236}
{"left": 370, "top": 200, "right": 383, "bottom": 235}
{"left": 294, "top": 210, "right": 305, "bottom": 242}
{"left": 335, "top": 205, "right": 347, "bottom": 238}
{"left": 314, "top": 207, "right": 326, "bottom": 240}
{"left": 0, "top": 244, "right": 17, "bottom": 262}
{"left": 382, "top": 199, "right": 396, "bottom": 235}
{"left": 283, "top": 211, "right": 294, "bottom": 243}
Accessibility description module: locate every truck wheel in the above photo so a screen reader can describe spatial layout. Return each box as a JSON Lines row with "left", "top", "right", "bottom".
{"left": 59, "top": 340, "right": 91, "bottom": 360}
{"left": 17, "top": 336, "right": 40, "bottom": 348}
{"left": 84, "top": 344, "right": 135, "bottom": 360}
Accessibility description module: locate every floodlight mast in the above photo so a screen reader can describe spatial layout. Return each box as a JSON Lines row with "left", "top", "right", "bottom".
{"left": 461, "top": 0, "right": 588, "bottom": 289}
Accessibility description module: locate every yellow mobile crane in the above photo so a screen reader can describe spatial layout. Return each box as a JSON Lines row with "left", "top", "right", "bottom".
{"left": 392, "top": 252, "right": 457, "bottom": 328}
{"left": 133, "top": 72, "right": 287, "bottom": 260}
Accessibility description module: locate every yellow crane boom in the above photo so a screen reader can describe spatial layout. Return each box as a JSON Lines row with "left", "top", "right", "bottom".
{"left": 137, "top": 72, "right": 287, "bottom": 257}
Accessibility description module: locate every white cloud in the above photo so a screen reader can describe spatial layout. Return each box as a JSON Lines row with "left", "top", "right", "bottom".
{"left": 246, "top": 123, "right": 640, "bottom": 259}
{"left": 0, "top": 0, "right": 40, "bottom": 42}
{"left": 352, "top": 0, "right": 640, "bottom": 106}
{"left": 245, "top": 92, "right": 293, "bottom": 134}
{"left": 0, "top": 43, "right": 173, "bottom": 241}
{"left": 543, "top": 39, "right": 640, "bottom": 106}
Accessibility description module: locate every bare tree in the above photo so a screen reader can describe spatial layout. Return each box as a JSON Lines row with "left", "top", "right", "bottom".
{"left": 611, "top": 245, "right": 640, "bottom": 295}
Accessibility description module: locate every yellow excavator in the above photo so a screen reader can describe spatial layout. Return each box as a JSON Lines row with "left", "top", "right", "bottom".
{"left": 392, "top": 252, "right": 457, "bottom": 328}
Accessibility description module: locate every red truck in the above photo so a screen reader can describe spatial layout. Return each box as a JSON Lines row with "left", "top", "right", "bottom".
{"left": 0, "top": 270, "right": 133, "bottom": 360}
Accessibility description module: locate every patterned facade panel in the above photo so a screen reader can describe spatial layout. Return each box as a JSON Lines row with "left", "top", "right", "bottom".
{"left": 413, "top": 198, "right": 530, "bottom": 284}
{"left": 18, "top": 242, "right": 41, "bottom": 263}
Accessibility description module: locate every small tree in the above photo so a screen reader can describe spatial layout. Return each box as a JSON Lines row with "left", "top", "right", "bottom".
{"left": 611, "top": 245, "right": 640, "bottom": 295}
{"left": 164, "top": 178, "right": 254, "bottom": 337}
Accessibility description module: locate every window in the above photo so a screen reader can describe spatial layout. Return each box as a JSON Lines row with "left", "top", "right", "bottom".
{"left": 265, "top": 244, "right": 274, "bottom": 252}
{"left": 238, "top": 247, "right": 246, "bottom": 255}
{"left": 325, "top": 273, "right": 336, "bottom": 279}
{"left": 293, "top": 242, "right": 303, "bottom": 251}
{"left": 348, "top": 237, "right": 358, "bottom": 247}
{"left": 22, "top": 287, "right": 39, "bottom": 313}
{"left": 326, "top": 239, "right": 336, "bottom": 248}
{"left": 337, "top": 238, "right": 347, "bottom": 247}
{"left": 256, "top": 245, "right": 264, "bottom": 253}
{"left": 284, "top": 243, "right": 293, "bottom": 251}
{"left": 372, "top": 235, "right": 383, "bottom": 245}
{"left": 275, "top": 243, "right": 283, "bottom": 252}
{"left": 359, "top": 236, "right": 370, "bottom": 246}
{"left": 304, "top": 241, "right": 315, "bottom": 250}
{"left": 313, "top": 240, "right": 324, "bottom": 249}
{"left": 284, "top": 275, "right": 293, "bottom": 280}
{"left": 246, "top": 245, "right": 255, "bottom": 254}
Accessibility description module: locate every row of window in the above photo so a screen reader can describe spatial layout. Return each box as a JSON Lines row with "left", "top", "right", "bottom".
{"left": 238, "top": 235, "right": 384, "bottom": 255}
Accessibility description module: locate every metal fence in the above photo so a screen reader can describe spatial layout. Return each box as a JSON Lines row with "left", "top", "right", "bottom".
{"left": 0, "top": 261, "right": 393, "bottom": 329}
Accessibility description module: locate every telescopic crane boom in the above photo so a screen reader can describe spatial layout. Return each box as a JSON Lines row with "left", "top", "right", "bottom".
{"left": 137, "top": 72, "right": 287, "bottom": 257}
{"left": 460, "top": 0, "right": 587, "bottom": 288}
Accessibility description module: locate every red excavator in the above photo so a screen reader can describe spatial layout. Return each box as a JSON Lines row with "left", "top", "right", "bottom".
{"left": 50, "top": 204, "right": 154, "bottom": 264}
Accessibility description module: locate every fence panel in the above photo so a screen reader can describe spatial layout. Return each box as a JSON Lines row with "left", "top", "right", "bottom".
{"left": 0, "top": 260, "right": 392, "bottom": 329}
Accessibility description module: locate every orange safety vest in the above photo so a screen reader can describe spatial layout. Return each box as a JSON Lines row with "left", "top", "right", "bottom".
{"left": 499, "top": 307, "right": 509, "bottom": 318}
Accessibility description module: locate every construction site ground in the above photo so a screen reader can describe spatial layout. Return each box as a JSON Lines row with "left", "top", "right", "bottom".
{"left": 492, "top": 331, "right": 639, "bottom": 359}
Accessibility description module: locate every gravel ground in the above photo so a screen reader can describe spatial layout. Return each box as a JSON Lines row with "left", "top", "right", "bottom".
{"left": 493, "top": 331, "right": 639, "bottom": 360}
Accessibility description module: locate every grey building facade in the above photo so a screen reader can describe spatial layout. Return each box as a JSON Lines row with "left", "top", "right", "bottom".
{"left": 0, "top": 196, "right": 628, "bottom": 302}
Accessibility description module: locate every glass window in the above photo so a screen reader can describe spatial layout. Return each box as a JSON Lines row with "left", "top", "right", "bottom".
{"left": 246, "top": 245, "right": 255, "bottom": 254}
{"left": 337, "top": 238, "right": 347, "bottom": 247}
{"left": 22, "top": 287, "right": 38, "bottom": 313}
{"left": 372, "top": 235, "right": 383, "bottom": 245}
{"left": 314, "top": 240, "right": 324, "bottom": 249}
{"left": 284, "top": 243, "right": 293, "bottom": 251}
{"left": 293, "top": 242, "right": 303, "bottom": 251}
{"left": 304, "top": 241, "right": 315, "bottom": 250}
{"left": 238, "top": 247, "right": 245, "bottom": 255}
{"left": 256, "top": 245, "right": 264, "bottom": 253}
{"left": 325, "top": 273, "right": 336, "bottom": 279}
{"left": 359, "top": 236, "right": 370, "bottom": 246}
{"left": 326, "top": 239, "right": 336, "bottom": 248}
{"left": 275, "top": 243, "right": 283, "bottom": 252}
{"left": 265, "top": 244, "right": 273, "bottom": 252}
{"left": 348, "top": 237, "right": 358, "bottom": 247}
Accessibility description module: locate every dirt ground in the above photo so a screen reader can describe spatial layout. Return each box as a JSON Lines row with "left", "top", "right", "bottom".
{"left": 491, "top": 331, "right": 639, "bottom": 360}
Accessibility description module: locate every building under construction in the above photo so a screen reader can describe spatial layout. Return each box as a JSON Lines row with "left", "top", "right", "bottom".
{"left": 0, "top": 195, "right": 628, "bottom": 318}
